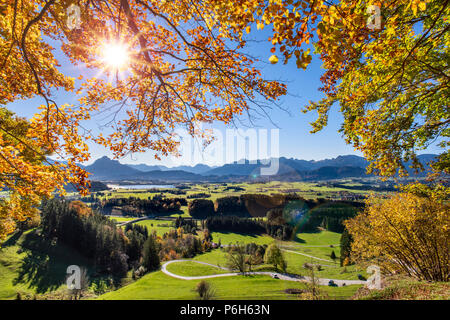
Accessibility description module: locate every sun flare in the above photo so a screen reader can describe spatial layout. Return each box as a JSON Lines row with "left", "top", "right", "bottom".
{"left": 101, "top": 42, "right": 129, "bottom": 70}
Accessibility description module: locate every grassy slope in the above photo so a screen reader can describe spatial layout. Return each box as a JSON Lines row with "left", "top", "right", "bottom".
{"left": 134, "top": 220, "right": 175, "bottom": 236}
{"left": 99, "top": 271, "right": 360, "bottom": 300}
{"left": 354, "top": 278, "right": 450, "bottom": 300}
{"left": 165, "top": 261, "right": 229, "bottom": 277}
{"left": 189, "top": 247, "right": 365, "bottom": 281}
{"left": 0, "top": 230, "right": 93, "bottom": 300}
{"left": 99, "top": 227, "right": 366, "bottom": 300}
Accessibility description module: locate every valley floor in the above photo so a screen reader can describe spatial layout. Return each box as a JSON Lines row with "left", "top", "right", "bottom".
{"left": 0, "top": 227, "right": 365, "bottom": 300}
{"left": 98, "top": 271, "right": 362, "bottom": 300}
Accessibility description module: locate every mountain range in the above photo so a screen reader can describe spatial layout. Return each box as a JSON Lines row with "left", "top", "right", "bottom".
{"left": 82, "top": 154, "right": 437, "bottom": 182}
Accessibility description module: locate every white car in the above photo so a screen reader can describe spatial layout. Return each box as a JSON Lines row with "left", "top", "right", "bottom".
{"left": 271, "top": 274, "right": 279, "bottom": 279}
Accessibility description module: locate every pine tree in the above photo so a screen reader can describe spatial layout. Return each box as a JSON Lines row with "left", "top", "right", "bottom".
{"left": 330, "top": 250, "right": 337, "bottom": 262}
{"left": 142, "top": 235, "right": 160, "bottom": 272}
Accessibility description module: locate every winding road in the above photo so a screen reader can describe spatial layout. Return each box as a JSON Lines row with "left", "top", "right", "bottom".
{"left": 161, "top": 260, "right": 366, "bottom": 287}
{"left": 280, "top": 248, "right": 336, "bottom": 265}
{"left": 222, "top": 244, "right": 338, "bottom": 265}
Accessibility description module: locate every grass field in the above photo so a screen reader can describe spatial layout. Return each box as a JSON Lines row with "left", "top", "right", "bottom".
{"left": 98, "top": 270, "right": 361, "bottom": 300}
{"left": 210, "top": 232, "right": 274, "bottom": 246}
{"left": 109, "top": 216, "right": 136, "bottom": 223}
{"left": 93, "top": 180, "right": 383, "bottom": 204}
{"left": 1, "top": 181, "right": 376, "bottom": 300}
{"left": 134, "top": 219, "right": 176, "bottom": 236}
{"left": 0, "top": 230, "right": 93, "bottom": 300}
{"left": 165, "top": 261, "right": 229, "bottom": 277}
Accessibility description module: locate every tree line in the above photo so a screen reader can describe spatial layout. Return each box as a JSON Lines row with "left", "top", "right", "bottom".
{"left": 94, "top": 196, "right": 187, "bottom": 216}
{"left": 190, "top": 195, "right": 361, "bottom": 237}
{"left": 39, "top": 198, "right": 213, "bottom": 285}
{"left": 40, "top": 199, "right": 145, "bottom": 281}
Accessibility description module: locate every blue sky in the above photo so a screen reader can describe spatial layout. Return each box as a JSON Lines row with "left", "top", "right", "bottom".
{"left": 5, "top": 26, "right": 441, "bottom": 167}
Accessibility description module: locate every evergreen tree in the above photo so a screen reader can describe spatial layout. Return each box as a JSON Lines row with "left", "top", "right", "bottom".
{"left": 142, "top": 235, "right": 160, "bottom": 271}
{"left": 110, "top": 251, "right": 129, "bottom": 280}
{"left": 330, "top": 250, "right": 337, "bottom": 262}
{"left": 340, "top": 228, "right": 352, "bottom": 267}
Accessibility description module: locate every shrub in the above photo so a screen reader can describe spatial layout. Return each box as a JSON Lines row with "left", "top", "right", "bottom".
{"left": 195, "top": 281, "right": 216, "bottom": 300}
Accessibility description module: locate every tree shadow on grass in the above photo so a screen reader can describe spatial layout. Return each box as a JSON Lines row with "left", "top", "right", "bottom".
{"left": 213, "top": 230, "right": 263, "bottom": 238}
{"left": 292, "top": 228, "right": 322, "bottom": 243}
{"left": 12, "top": 232, "right": 77, "bottom": 294}
{"left": 290, "top": 234, "right": 306, "bottom": 243}
{"left": 1, "top": 231, "right": 23, "bottom": 247}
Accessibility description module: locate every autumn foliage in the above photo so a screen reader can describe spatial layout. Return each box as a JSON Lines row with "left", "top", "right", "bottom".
{"left": 208, "top": 0, "right": 449, "bottom": 177}
{"left": 0, "top": 0, "right": 448, "bottom": 240}
{"left": 68, "top": 200, "right": 93, "bottom": 217}
{"left": 0, "top": 0, "right": 287, "bottom": 239}
{"left": 345, "top": 193, "right": 449, "bottom": 282}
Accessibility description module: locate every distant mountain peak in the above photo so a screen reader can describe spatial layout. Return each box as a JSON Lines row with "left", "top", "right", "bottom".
{"left": 84, "top": 153, "right": 436, "bottom": 182}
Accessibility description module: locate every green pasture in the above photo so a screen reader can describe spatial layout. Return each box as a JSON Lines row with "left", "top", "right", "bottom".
{"left": 0, "top": 230, "right": 93, "bottom": 300}
{"left": 165, "top": 261, "right": 229, "bottom": 277}
{"left": 98, "top": 270, "right": 361, "bottom": 300}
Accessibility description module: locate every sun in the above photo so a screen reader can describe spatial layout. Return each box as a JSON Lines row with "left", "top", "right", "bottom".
{"left": 101, "top": 41, "right": 129, "bottom": 70}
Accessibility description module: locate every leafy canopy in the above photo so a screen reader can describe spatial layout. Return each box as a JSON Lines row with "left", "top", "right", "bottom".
{"left": 0, "top": 0, "right": 448, "bottom": 239}
{"left": 208, "top": 0, "right": 449, "bottom": 177}
{"left": 345, "top": 193, "right": 449, "bottom": 282}
{"left": 0, "top": 0, "right": 287, "bottom": 239}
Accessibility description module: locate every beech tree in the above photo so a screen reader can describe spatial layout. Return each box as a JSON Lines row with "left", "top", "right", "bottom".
{"left": 208, "top": 0, "right": 449, "bottom": 178}
{"left": 0, "top": 0, "right": 286, "bottom": 239}
{"left": 1, "top": 0, "right": 448, "bottom": 240}
{"left": 345, "top": 193, "right": 449, "bottom": 281}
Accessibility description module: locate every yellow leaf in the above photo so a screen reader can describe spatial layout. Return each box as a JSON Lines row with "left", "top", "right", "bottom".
{"left": 418, "top": 2, "right": 426, "bottom": 11}
{"left": 269, "top": 55, "right": 279, "bottom": 64}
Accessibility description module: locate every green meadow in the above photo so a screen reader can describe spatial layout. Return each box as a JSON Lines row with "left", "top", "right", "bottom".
{"left": 93, "top": 180, "right": 381, "bottom": 203}
{"left": 99, "top": 271, "right": 361, "bottom": 300}
{"left": 0, "top": 230, "right": 93, "bottom": 300}
{"left": 1, "top": 182, "right": 376, "bottom": 300}
{"left": 165, "top": 261, "right": 229, "bottom": 277}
